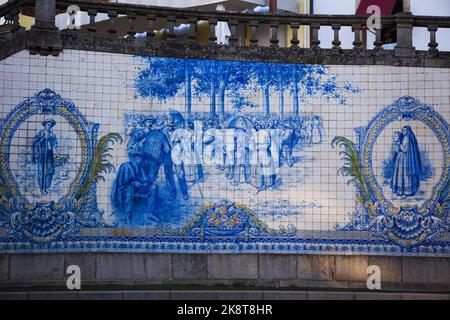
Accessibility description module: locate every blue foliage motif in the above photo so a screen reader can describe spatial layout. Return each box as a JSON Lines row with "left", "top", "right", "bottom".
{"left": 135, "top": 57, "right": 359, "bottom": 115}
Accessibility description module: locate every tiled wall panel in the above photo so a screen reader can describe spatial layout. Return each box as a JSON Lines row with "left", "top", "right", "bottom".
{"left": 0, "top": 50, "right": 449, "bottom": 255}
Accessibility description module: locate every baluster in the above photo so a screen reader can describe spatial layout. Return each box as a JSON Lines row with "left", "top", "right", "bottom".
{"left": 9, "top": 9, "right": 20, "bottom": 32}
{"left": 249, "top": 21, "right": 259, "bottom": 46}
{"left": 311, "top": 23, "right": 320, "bottom": 49}
{"left": 428, "top": 25, "right": 439, "bottom": 53}
{"left": 146, "top": 14, "right": 156, "bottom": 40}
{"left": 87, "top": 10, "right": 97, "bottom": 33}
{"left": 187, "top": 17, "right": 197, "bottom": 43}
{"left": 332, "top": 24, "right": 341, "bottom": 50}
{"left": 228, "top": 19, "right": 238, "bottom": 45}
{"left": 167, "top": 16, "right": 176, "bottom": 41}
{"left": 208, "top": 19, "right": 217, "bottom": 44}
{"left": 127, "top": 11, "right": 136, "bottom": 38}
{"left": 373, "top": 25, "right": 384, "bottom": 51}
{"left": 107, "top": 11, "right": 117, "bottom": 34}
{"left": 352, "top": 24, "right": 363, "bottom": 49}
{"left": 290, "top": 23, "right": 300, "bottom": 47}
{"left": 270, "top": 22, "right": 279, "bottom": 47}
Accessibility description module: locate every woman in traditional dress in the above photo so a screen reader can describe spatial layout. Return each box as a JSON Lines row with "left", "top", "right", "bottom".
{"left": 248, "top": 122, "right": 276, "bottom": 191}
{"left": 390, "top": 125, "right": 422, "bottom": 198}
{"left": 32, "top": 119, "right": 58, "bottom": 195}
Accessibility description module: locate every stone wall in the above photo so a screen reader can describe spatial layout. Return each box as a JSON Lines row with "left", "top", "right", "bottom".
{"left": 1, "top": 253, "right": 449, "bottom": 292}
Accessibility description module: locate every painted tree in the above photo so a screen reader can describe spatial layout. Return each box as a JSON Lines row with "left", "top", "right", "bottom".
{"left": 193, "top": 59, "right": 254, "bottom": 116}
{"left": 250, "top": 62, "right": 279, "bottom": 115}
{"left": 289, "top": 64, "right": 360, "bottom": 115}
{"left": 135, "top": 57, "right": 185, "bottom": 108}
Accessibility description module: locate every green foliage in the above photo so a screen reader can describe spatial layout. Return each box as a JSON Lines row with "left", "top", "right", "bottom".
{"left": 331, "top": 136, "right": 371, "bottom": 200}
{"left": 75, "top": 133, "right": 123, "bottom": 200}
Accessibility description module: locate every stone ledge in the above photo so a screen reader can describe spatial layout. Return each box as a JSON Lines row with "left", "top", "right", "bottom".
{"left": 0, "top": 290, "right": 448, "bottom": 300}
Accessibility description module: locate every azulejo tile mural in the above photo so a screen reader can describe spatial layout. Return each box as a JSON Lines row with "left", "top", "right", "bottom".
{"left": 0, "top": 50, "right": 449, "bottom": 255}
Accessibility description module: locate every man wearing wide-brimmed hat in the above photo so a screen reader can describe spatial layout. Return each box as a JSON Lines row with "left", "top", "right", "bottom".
{"left": 32, "top": 119, "right": 58, "bottom": 195}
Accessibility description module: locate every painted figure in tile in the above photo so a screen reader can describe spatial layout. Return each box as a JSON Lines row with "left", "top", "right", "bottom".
{"left": 267, "top": 118, "right": 283, "bottom": 172}
{"left": 170, "top": 123, "right": 197, "bottom": 200}
{"left": 111, "top": 151, "right": 159, "bottom": 225}
{"left": 32, "top": 119, "right": 58, "bottom": 195}
{"left": 203, "top": 119, "right": 226, "bottom": 170}
{"left": 190, "top": 120, "right": 204, "bottom": 181}
{"left": 226, "top": 116, "right": 252, "bottom": 185}
{"left": 390, "top": 125, "right": 422, "bottom": 198}
{"left": 249, "top": 121, "right": 276, "bottom": 190}
{"left": 311, "top": 116, "right": 325, "bottom": 144}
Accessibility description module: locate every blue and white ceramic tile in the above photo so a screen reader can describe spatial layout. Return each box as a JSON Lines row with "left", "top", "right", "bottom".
{"left": 0, "top": 50, "right": 449, "bottom": 255}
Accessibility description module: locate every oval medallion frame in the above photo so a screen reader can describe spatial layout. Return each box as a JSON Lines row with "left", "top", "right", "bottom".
{"left": 360, "top": 96, "right": 450, "bottom": 246}
{"left": 0, "top": 89, "right": 103, "bottom": 242}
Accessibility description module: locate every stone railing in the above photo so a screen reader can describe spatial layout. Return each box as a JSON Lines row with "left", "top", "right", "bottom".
{"left": 1, "top": 0, "right": 450, "bottom": 66}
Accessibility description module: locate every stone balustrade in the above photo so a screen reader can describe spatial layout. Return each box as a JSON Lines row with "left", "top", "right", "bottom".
{"left": 0, "top": 0, "right": 450, "bottom": 66}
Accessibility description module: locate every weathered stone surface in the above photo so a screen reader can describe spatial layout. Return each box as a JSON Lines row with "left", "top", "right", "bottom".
{"left": 402, "top": 257, "right": 450, "bottom": 286}
{"left": 296, "top": 255, "right": 313, "bottom": 280}
{"left": 311, "top": 255, "right": 335, "bottom": 281}
{"left": 123, "top": 291, "right": 171, "bottom": 300}
{"left": 335, "top": 256, "right": 369, "bottom": 282}
{"left": 262, "top": 291, "right": 308, "bottom": 300}
{"left": 0, "top": 255, "right": 8, "bottom": 281}
{"left": 368, "top": 256, "right": 402, "bottom": 284}
{"left": 173, "top": 254, "right": 207, "bottom": 280}
{"left": 9, "top": 254, "right": 65, "bottom": 282}
{"left": 0, "top": 292, "right": 28, "bottom": 300}
{"left": 207, "top": 254, "right": 258, "bottom": 280}
{"left": 259, "top": 255, "right": 296, "bottom": 280}
{"left": 145, "top": 254, "right": 173, "bottom": 280}
{"left": 28, "top": 291, "right": 79, "bottom": 300}
{"left": 64, "top": 253, "right": 96, "bottom": 281}
{"left": 354, "top": 292, "right": 403, "bottom": 300}
{"left": 96, "top": 254, "right": 146, "bottom": 281}
{"left": 307, "top": 291, "right": 355, "bottom": 300}
{"left": 170, "top": 290, "right": 220, "bottom": 300}
{"left": 402, "top": 293, "right": 450, "bottom": 300}
{"left": 77, "top": 291, "right": 124, "bottom": 300}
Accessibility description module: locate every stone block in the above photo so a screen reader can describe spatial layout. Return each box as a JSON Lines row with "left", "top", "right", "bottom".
{"left": 311, "top": 255, "right": 335, "bottom": 281}
{"left": 367, "top": 256, "right": 402, "bottom": 284}
{"left": 354, "top": 292, "right": 403, "bottom": 300}
{"left": 297, "top": 255, "right": 313, "bottom": 280}
{"left": 402, "top": 293, "right": 449, "bottom": 300}
{"left": 78, "top": 291, "right": 123, "bottom": 300}
{"left": 207, "top": 254, "right": 257, "bottom": 280}
{"left": 0, "top": 255, "right": 8, "bottom": 281}
{"left": 173, "top": 254, "right": 207, "bottom": 280}
{"left": 402, "top": 257, "right": 450, "bottom": 286}
{"left": 0, "top": 292, "right": 28, "bottom": 300}
{"left": 28, "top": 291, "right": 79, "bottom": 300}
{"left": 335, "top": 256, "right": 368, "bottom": 282}
{"left": 259, "top": 255, "right": 296, "bottom": 280}
{"left": 145, "top": 254, "right": 172, "bottom": 280}
{"left": 122, "top": 291, "right": 171, "bottom": 300}
{"left": 9, "top": 254, "right": 65, "bottom": 283}
{"left": 307, "top": 291, "right": 355, "bottom": 300}
{"left": 96, "top": 254, "right": 146, "bottom": 281}
{"left": 262, "top": 291, "right": 308, "bottom": 300}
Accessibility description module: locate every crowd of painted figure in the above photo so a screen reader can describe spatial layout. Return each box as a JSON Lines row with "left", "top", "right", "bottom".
{"left": 111, "top": 114, "right": 324, "bottom": 225}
